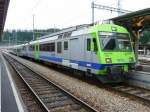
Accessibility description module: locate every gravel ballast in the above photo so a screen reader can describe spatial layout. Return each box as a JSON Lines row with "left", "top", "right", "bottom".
{"left": 8, "top": 53, "right": 150, "bottom": 112}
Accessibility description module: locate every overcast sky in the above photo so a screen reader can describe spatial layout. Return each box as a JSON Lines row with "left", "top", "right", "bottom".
{"left": 4, "top": 0, "right": 150, "bottom": 30}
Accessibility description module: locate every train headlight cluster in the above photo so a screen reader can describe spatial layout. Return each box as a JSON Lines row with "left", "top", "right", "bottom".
{"left": 105, "top": 58, "right": 112, "bottom": 64}
{"left": 129, "top": 57, "right": 134, "bottom": 63}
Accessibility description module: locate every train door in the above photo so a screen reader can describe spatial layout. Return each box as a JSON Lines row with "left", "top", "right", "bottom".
{"left": 63, "top": 40, "right": 69, "bottom": 59}
{"left": 26, "top": 44, "right": 29, "bottom": 57}
{"left": 34, "top": 43, "right": 40, "bottom": 60}
{"left": 85, "top": 34, "right": 92, "bottom": 62}
{"left": 91, "top": 33, "right": 99, "bottom": 63}
{"left": 85, "top": 33, "right": 99, "bottom": 63}
{"left": 57, "top": 41, "right": 63, "bottom": 58}
{"left": 70, "top": 38, "right": 83, "bottom": 60}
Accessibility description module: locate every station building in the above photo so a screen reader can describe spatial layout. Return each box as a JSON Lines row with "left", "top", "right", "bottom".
{"left": 139, "top": 42, "right": 150, "bottom": 55}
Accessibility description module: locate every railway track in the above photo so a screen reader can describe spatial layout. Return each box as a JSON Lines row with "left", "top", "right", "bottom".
{"left": 135, "top": 64, "right": 150, "bottom": 73}
{"left": 139, "top": 59, "right": 150, "bottom": 65}
{"left": 6, "top": 60, "right": 47, "bottom": 112}
{"left": 4, "top": 52, "right": 150, "bottom": 109}
{"left": 110, "top": 84, "right": 150, "bottom": 103}
{"left": 4, "top": 54, "right": 97, "bottom": 112}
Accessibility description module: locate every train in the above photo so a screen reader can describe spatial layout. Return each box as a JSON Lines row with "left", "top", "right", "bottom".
{"left": 8, "top": 23, "right": 136, "bottom": 83}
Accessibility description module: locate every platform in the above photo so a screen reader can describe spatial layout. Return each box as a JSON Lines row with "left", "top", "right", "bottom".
{"left": 141, "top": 65, "right": 150, "bottom": 73}
{"left": 0, "top": 51, "right": 23, "bottom": 112}
{"left": 127, "top": 71, "right": 150, "bottom": 90}
{"left": 139, "top": 55, "right": 150, "bottom": 61}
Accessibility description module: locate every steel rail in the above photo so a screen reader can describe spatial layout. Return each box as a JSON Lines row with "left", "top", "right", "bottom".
{"left": 110, "top": 84, "right": 150, "bottom": 104}
{"left": 4, "top": 54, "right": 98, "bottom": 112}
{"left": 4, "top": 54, "right": 50, "bottom": 112}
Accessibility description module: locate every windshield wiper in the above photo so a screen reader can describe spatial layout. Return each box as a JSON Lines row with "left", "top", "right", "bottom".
{"left": 103, "top": 38, "right": 116, "bottom": 50}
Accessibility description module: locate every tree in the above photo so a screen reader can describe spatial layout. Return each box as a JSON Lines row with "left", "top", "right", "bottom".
{"left": 1, "top": 28, "right": 60, "bottom": 45}
{"left": 139, "top": 31, "right": 150, "bottom": 45}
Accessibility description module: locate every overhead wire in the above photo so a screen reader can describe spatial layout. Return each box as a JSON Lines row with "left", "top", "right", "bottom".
{"left": 31, "top": 0, "right": 43, "bottom": 13}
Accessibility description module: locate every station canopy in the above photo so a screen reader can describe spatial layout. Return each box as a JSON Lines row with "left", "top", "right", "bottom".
{"left": 0, "top": 0, "right": 10, "bottom": 41}
{"left": 111, "top": 8, "right": 150, "bottom": 39}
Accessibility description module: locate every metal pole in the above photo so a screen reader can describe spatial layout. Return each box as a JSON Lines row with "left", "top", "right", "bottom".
{"left": 91, "top": 2, "right": 130, "bottom": 22}
{"left": 9, "top": 36, "right": 10, "bottom": 46}
{"left": 33, "top": 14, "right": 35, "bottom": 40}
{"left": 92, "top": 2, "right": 94, "bottom": 23}
{"left": 134, "top": 31, "right": 140, "bottom": 64}
{"left": 54, "top": 25, "right": 55, "bottom": 33}
{"left": 13, "top": 30, "right": 15, "bottom": 45}
{"left": 135, "top": 40, "right": 139, "bottom": 63}
{"left": 15, "top": 31, "right": 17, "bottom": 45}
{"left": 117, "top": 0, "right": 121, "bottom": 16}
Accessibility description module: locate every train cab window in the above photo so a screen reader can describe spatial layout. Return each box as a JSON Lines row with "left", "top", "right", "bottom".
{"left": 104, "top": 38, "right": 116, "bottom": 50}
{"left": 93, "top": 38, "right": 98, "bottom": 52}
{"left": 64, "top": 41, "right": 68, "bottom": 50}
{"left": 87, "top": 39, "right": 91, "bottom": 51}
{"left": 57, "top": 42, "right": 62, "bottom": 53}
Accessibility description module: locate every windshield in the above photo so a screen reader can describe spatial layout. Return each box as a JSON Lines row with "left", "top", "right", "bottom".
{"left": 99, "top": 32, "right": 132, "bottom": 51}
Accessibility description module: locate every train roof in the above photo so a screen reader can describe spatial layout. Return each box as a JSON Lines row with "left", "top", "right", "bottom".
{"left": 39, "top": 24, "right": 92, "bottom": 40}
{"left": 29, "top": 24, "right": 92, "bottom": 45}
{"left": 11, "top": 23, "right": 128, "bottom": 47}
{"left": 29, "top": 35, "right": 58, "bottom": 45}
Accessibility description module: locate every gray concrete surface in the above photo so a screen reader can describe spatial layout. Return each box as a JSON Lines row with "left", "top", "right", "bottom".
{"left": 127, "top": 71, "right": 150, "bottom": 90}
{"left": 141, "top": 65, "right": 150, "bottom": 73}
{"left": 0, "top": 52, "right": 19, "bottom": 112}
{"left": 139, "top": 55, "right": 150, "bottom": 61}
{"left": 0, "top": 59, "right": 1, "bottom": 111}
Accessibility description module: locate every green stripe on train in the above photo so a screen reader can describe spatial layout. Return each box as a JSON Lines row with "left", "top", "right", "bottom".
{"left": 34, "top": 43, "right": 40, "bottom": 60}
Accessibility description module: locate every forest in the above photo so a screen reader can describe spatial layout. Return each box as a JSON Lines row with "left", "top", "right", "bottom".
{"left": 1, "top": 28, "right": 150, "bottom": 46}
{"left": 1, "top": 28, "right": 60, "bottom": 45}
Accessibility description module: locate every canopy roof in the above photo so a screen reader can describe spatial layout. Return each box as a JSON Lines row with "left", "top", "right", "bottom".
{"left": 0, "top": 0, "right": 10, "bottom": 41}
{"left": 111, "top": 8, "right": 150, "bottom": 36}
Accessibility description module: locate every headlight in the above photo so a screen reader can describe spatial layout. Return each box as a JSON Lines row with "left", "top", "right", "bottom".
{"left": 105, "top": 58, "right": 112, "bottom": 64}
{"left": 129, "top": 57, "right": 134, "bottom": 63}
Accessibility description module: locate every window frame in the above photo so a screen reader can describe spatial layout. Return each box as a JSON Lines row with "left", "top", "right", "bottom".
{"left": 64, "top": 41, "right": 68, "bottom": 50}
{"left": 93, "top": 38, "right": 98, "bottom": 52}
{"left": 49, "top": 42, "right": 55, "bottom": 52}
{"left": 57, "top": 42, "right": 62, "bottom": 53}
{"left": 87, "top": 38, "right": 91, "bottom": 51}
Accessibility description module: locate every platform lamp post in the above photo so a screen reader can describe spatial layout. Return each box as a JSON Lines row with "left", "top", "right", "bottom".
{"left": 8, "top": 36, "right": 11, "bottom": 46}
{"left": 91, "top": 1, "right": 94, "bottom": 24}
{"left": 33, "top": 14, "right": 35, "bottom": 40}
{"left": 15, "top": 31, "right": 17, "bottom": 45}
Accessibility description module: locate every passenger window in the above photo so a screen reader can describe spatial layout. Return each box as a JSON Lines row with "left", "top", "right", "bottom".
{"left": 35, "top": 45, "right": 39, "bottom": 51}
{"left": 29, "top": 45, "right": 34, "bottom": 51}
{"left": 40, "top": 44, "right": 50, "bottom": 51}
{"left": 64, "top": 41, "right": 68, "bottom": 50}
{"left": 87, "top": 39, "right": 91, "bottom": 51}
{"left": 58, "top": 34, "right": 63, "bottom": 39}
{"left": 23, "top": 46, "right": 26, "bottom": 50}
{"left": 63, "top": 32, "right": 72, "bottom": 38}
{"left": 50, "top": 43, "right": 55, "bottom": 52}
{"left": 57, "top": 42, "right": 62, "bottom": 53}
{"left": 93, "top": 38, "right": 98, "bottom": 52}
{"left": 39, "top": 44, "right": 43, "bottom": 51}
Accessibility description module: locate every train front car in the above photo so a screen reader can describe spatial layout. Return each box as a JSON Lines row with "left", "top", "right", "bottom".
{"left": 90, "top": 24, "right": 136, "bottom": 83}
